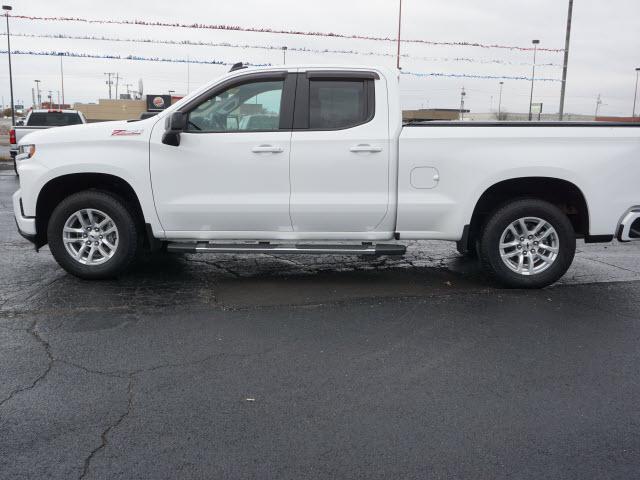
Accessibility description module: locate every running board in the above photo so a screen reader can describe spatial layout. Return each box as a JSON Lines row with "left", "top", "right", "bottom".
{"left": 166, "top": 242, "right": 406, "bottom": 256}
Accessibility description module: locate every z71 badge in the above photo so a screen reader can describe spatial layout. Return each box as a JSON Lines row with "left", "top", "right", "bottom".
{"left": 111, "top": 129, "right": 144, "bottom": 136}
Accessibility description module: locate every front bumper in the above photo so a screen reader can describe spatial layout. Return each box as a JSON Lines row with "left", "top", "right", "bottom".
{"left": 12, "top": 190, "right": 37, "bottom": 243}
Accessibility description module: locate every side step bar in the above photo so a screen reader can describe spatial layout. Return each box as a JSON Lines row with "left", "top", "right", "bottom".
{"left": 166, "top": 242, "right": 406, "bottom": 256}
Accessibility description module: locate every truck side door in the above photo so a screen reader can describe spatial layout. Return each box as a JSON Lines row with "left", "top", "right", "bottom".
{"left": 149, "top": 72, "right": 296, "bottom": 236}
{"left": 289, "top": 71, "right": 391, "bottom": 236}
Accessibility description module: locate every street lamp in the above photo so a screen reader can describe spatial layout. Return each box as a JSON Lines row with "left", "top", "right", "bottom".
{"left": 396, "top": 0, "right": 403, "bottom": 70}
{"left": 633, "top": 67, "right": 640, "bottom": 118}
{"left": 559, "top": 0, "right": 574, "bottom": 121}
{"left": 34, "top": 79, "right": 41, "bottom": 108}
{"left": 498, "top": 81, "right": 504, "bottom": 120}
{"left": 2, "top": 5, "right": 15, "bottom": 126}
{"left": 528, "top": 39, "right": 540, "bottom": 121}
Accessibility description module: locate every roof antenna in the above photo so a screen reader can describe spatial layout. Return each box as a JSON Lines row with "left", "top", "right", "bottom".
{"left": 229, "top": 62, "right": 248, "bottom": 72}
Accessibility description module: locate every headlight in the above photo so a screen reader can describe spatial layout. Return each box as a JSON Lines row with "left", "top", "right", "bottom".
{"left": 17, "top": 144, "right": 36, "bottom": 161}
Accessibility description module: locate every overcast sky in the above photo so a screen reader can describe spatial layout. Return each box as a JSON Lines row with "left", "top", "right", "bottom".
{"left": 1, "top": 0, "right": 639, "bottom": 116}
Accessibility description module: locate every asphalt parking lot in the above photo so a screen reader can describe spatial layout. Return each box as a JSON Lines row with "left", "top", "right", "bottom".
{"left": 1, "top": 170, "right": 640, "bottom": 479}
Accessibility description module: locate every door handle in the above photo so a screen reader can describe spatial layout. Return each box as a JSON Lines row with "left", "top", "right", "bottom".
{"left": 252, "top": 145, "right": 284, "bottom": 153}
{"left": 350, "top": 144, "right": 383, "bottom": 153}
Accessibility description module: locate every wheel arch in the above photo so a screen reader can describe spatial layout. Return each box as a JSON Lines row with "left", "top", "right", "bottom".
{"left": 35, "top": 173, "right": 148, "bottom": 249}
{"left": 463, "top": 177, "right": 592, "bottom": 252}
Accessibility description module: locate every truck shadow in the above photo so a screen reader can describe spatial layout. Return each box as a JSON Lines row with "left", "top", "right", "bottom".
{"left": 123, "top": 251, "right": 494, "bottom": 308}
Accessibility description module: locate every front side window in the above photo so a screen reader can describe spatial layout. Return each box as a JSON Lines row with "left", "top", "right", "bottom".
{"left": 309, "top": 80, "right": 370, "bottom": 130}
{"left": 186, "top": 80, "right": 284, "bottom": 133}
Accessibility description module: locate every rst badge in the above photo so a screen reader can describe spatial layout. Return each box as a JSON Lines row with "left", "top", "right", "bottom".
{"left": 111, "top": 129, "right": 144, "bottom": 136}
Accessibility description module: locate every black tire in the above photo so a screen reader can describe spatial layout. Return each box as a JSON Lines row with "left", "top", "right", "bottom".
{"left": 479, "top": 199, "right": 576, "bottom": 289}
{"left": 47, "top": 190, "right": 139, "bottom": 279}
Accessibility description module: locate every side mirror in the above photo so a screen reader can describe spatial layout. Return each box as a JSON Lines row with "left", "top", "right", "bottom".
{"left": 162, "top": 112, "right": 186, "bottom": 146}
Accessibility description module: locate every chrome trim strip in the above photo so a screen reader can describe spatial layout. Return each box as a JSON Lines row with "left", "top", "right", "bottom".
{"left": 166, "top": 242, "right": 406, "bottom": 256}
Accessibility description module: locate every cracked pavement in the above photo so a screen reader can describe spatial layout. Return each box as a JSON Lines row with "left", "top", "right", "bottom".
{"left": 2, "top": 170, "right": 640, "bottom": 479}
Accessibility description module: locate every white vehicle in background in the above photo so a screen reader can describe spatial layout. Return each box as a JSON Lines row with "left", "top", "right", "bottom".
{"left": 9, "top": 109, "right": 87, "bottom": 172}
{"left": 12, "top": 64, "right": 640, "bottom": 288}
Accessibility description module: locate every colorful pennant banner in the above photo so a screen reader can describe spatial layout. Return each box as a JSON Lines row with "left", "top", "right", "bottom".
{"left": 12, "top": 14, "right": 565, "bottom": 53}
{"left": 3, "top": 32, "right": 563, "bottom": 68}
{"left": 0, "top": 49, "right": 562, "bottom": 82}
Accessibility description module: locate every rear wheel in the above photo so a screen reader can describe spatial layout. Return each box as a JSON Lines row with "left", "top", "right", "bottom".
{"left": 479, "top": 199, "right": 576, "bottom": 288}
{"left": 48, "top": 191, "right": 139, "bottom": 279}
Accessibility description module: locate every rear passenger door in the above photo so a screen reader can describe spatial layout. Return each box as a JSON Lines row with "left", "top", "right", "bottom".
{"left": 289, "top": 71, "right": 390, "bottom": 235}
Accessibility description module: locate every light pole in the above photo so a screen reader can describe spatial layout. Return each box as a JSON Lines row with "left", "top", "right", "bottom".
{"left": 34, "top": 79, "right": 41, "bottom": 108}
{"left": 59, "top": 53, "right": 65, "bottom": 106}
{"left": 282, "top": 46, "right": 287, "bottom": 65}
{"left": 498, "top": 81, "right": 504, "bottom": 120}
{"left": 396, "top": 0, "right": 403, "bottom": 70}
{"left": 528, "top": 39, "right": 540, "bottom": 121}
{"left": 459, "top": 87, "right": 466, "bottom": 121}
{"left": 559, "top": 0, "right": 574, "bottom": 121}
{"left": 3, "top": 5, "right": 15, "bottom": 126}
{"left": 633, "top": 67, "right": 640, "bottom": 118}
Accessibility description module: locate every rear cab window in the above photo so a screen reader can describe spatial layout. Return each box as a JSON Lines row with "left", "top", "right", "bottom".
{"left": 294, "top": 71, "right": 377, "bottom": 130}
{"left": 309, "top": 80, "right": 370, "bottom": 130}
{"left": 27, "top": 112, "right": 84, "bottom": 127}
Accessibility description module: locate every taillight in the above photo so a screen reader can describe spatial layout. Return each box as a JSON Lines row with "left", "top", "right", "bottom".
{"left": 9, "top": 129, "right": 16, "bottom": 144}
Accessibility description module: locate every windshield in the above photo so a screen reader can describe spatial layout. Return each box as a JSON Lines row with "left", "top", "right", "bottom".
{"left": 27, "top": 112, "right": 83, "bottom": 127}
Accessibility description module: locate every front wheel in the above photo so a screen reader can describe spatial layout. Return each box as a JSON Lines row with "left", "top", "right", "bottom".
{"left": 479, "top": 199, "right": 576, "bottom": 288}
{"left": 48, "top": 191, "right": 139, "bottom": 279}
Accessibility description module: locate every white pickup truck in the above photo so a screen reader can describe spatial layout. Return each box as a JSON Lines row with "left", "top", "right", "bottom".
{"left": 12, "top": 65, "right": 640, "bottom": 288}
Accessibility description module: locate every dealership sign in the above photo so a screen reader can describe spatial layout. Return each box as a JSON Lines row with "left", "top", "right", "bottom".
{"left": 146, "top": 94, "right": 172, "bottom": 111}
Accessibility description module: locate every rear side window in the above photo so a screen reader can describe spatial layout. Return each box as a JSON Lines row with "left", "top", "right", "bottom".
{"left": 309, "top": 80, "right": 372, "bottom": 130}
{"left": 27, "top": 112, "right": 83, "bottom": 126}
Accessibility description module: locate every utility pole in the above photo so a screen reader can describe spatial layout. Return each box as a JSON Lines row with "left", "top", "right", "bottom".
{"left": 187, "top": 55, "right": 190, "bottom": 94}
{"left": 114, "top": 73, "right": 122, "bottom": 99}
{"left": 59, "top": 53, "right": 65, "bottom": 106}
{"left": 632, "top": 68, "right": 640, "bottom": 118}
{"left": 528, "top": 39, "right": 540, "bottom": 121}
{"left": 459, "top": 87, "right": 467, "bottom": 121}
{"left": 34, "top": 79, "right": 41, "bottom": 108}
{"left": 104, "top": 72, "right": 115, "bottom": 99}
{"left": 558, "top": 0, "right": 574, "bottom": 121}
{"left": 3, "top": 5, "right": 15, "bottom": 126}
{"left": 282, "top": 46, "right": 287, "bottom": 65}
{"left": 124, "top": 83, "right": 133, "bottom": 97}
{"left": 595, "top": 94, "right": 603, "bottom": 118}
{"left": 56, "top": 90, "right": 60, "bottom": 109}
{"left": 396, "top": 0, "right": 403, "bottom": 70}
{"left": 498, "top": 81, "right": 504, "bottom": 120}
